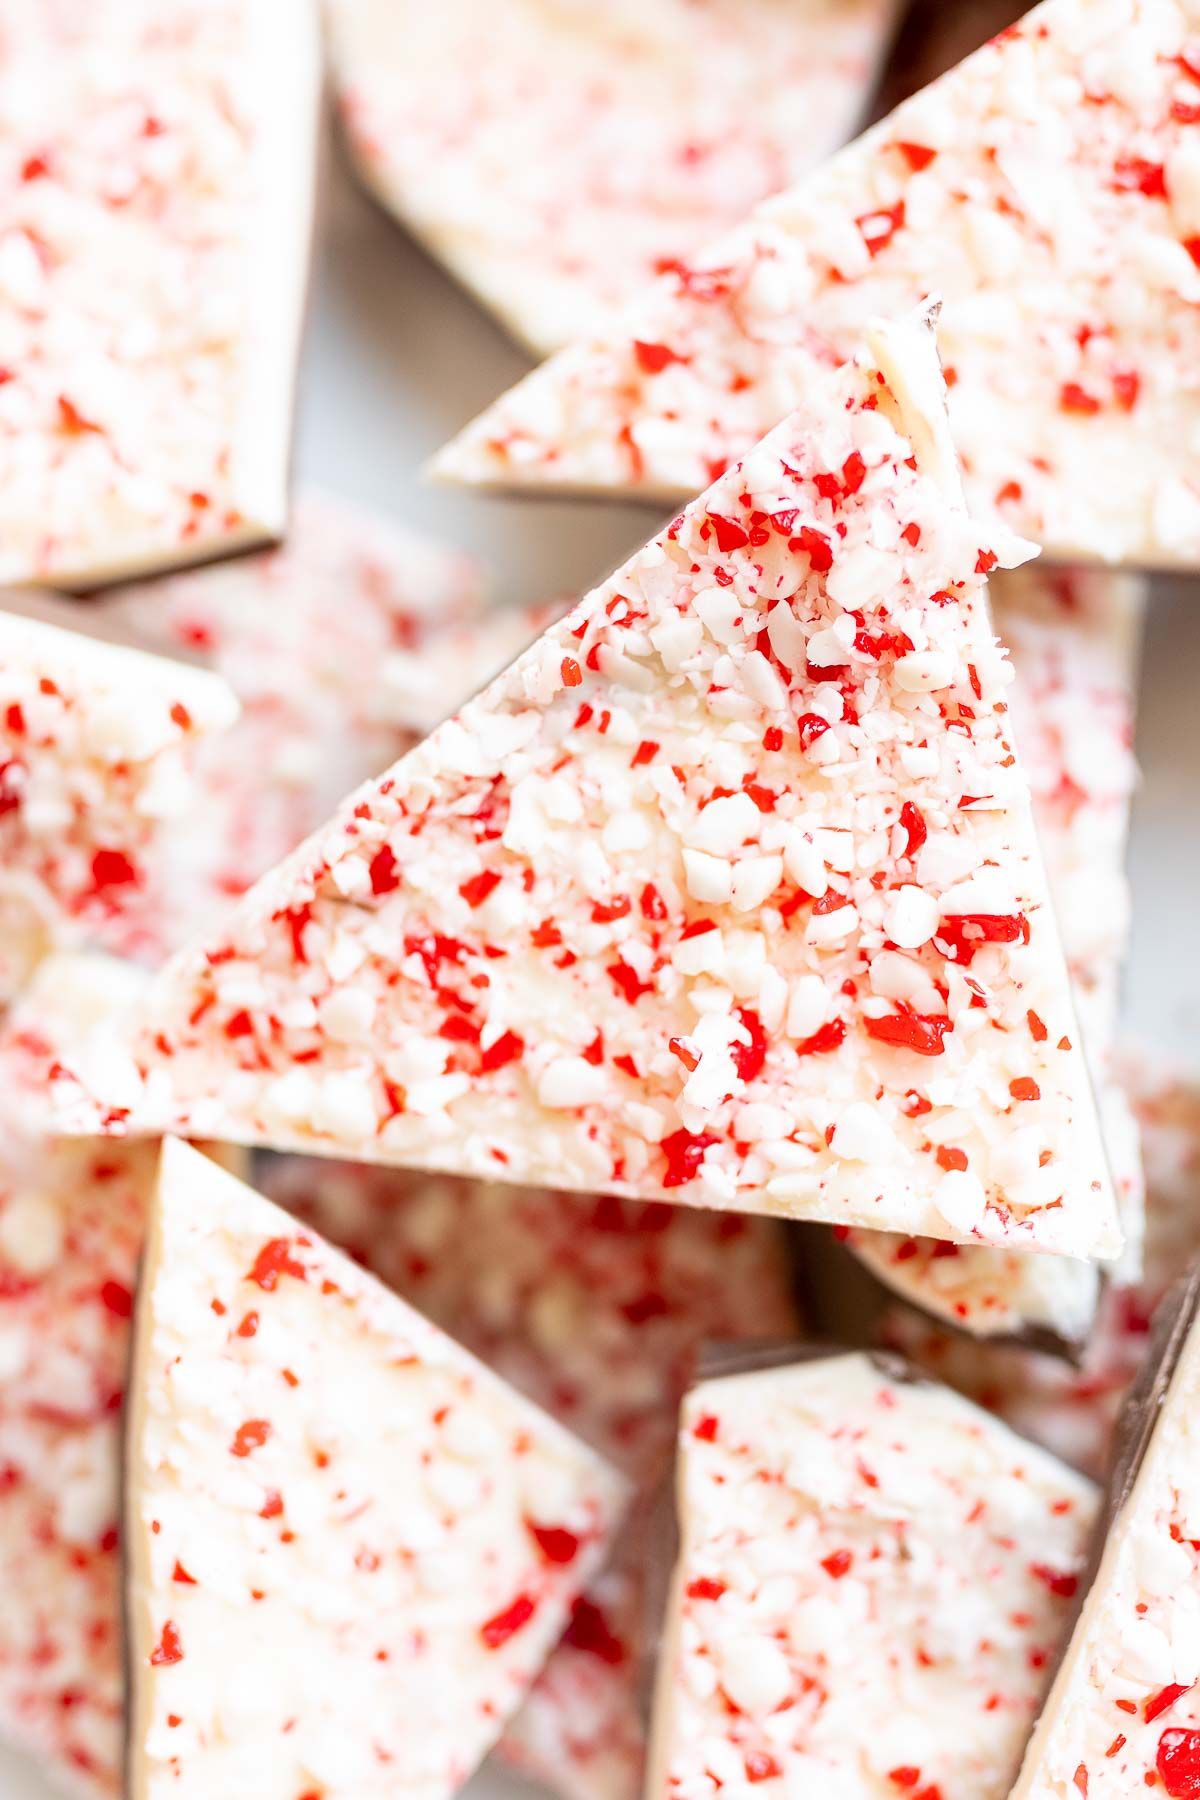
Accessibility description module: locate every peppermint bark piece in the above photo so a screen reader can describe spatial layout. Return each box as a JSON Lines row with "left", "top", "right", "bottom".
{"left": 649, "top": 1352, "right": 1097, "bottom": 1800}
{"left": 0, "top": 0, "right": 320, "bottom": 589}
{"left": 0, "top": 1130, "right": 159, "bottom": 1797}
{"left": 0, "top": 611, "right": 237, "bottom": 1006}
{"left": 14, "top": 491, "right": 543, "bottom": 963}
{"left": 439, "top": 0, "right": 1200, "bottom": 568}
{"left": 328, "top": 0, "right": 899, "bottom": 356}
{"left": 57, "top": 317, "right": 1118, "bottom": 1257}
{"left": 125, "top": 1141, "right": 627, "bottom": 1800}
{"left": 881, "top": 1046, "right": 1200, "bottom": 1480}
{"left": 263, "top": 1159, "right": 800, "bottom": 1800}
{"left": 848, "top": 566, "right": 1145, "bottom": 1340}
{"left": 1010, "top": 1266, "right": 1200, "bottom": 1799}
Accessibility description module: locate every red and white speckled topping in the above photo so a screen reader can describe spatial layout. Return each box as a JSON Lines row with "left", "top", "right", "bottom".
{"left": 0, "top": 0, "right": 319, "bottom": 589}
{"left": 649, "top": 1353, "right": 1097, "bottom": 1800}
{"left": 35, "top": 491, "right": 542, "bottom": 964}
{"left": 53, "top": 318, "right": 1118, "bottom": 1259}
{"left": 0, "top": 611, "right": 237, "bottom": 1007}
{"left": 438, "top": 0, "right": 1200, "bottom": 568}
{"left": 882, "top": 1047, "right": 1200, "bottom": 1481}
{"left": 327, "top": 0, "right": 898, "bottom": 356}
{"left": 126, "top": 1141, "right": 627, "bottom": 1800}
{"left": 848, "top": 565, "right": 1144, "bottom": 1338}
{"left": 262, "top": 1158, "right": 799, "bottom": 1800}
{"left": 1010, "top": 1278, "right": 1200, "bottom": 1798}
{"left": 0, "top": 1129, "right": 157, "bottom": 1797}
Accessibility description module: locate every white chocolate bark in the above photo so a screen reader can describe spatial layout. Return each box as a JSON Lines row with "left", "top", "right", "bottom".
{"left": 1010, "top": 1273, "right": 1200, "bottom": 1798}
{"left": 439, "top": 0, "right": 1200, "bottom": 569}
{"left": 50, "top": 319, "right": 1117, "bottom": 1258}
{"left": 848, "top": 566, "right": 1145, "bottom": 1338}
{"left": 0, "top": 610, "right": 237, "bottom": 1006}
{"left": 327, "top": 0, "right": 898, "bottom": 356}
{"left": 262, "top": 1157, "right": 800, "bottom": 1800}
{"left": 649, "top": 1353, "right": 1097, "bottom": 1800}
{"left": 125, "top": 1141, "right": 627, "bottom": 1800}
{"left": 882, "top": 1046, "right": 1200, "bottom": 1480}
{"left": 0, "top": 0, "right": 320, "bottom": 588}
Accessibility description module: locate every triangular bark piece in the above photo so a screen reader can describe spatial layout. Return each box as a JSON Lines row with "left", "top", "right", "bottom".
{"left": 0, "top": 610, "right": 237, "bottom": 1006}
{"left": 327, "top": 0, "right": 899, "bottom": 355}
{"left": 438, "top": 0, "right": 1200, "bottom": 567}
{"left": 264, "top": 1153, "right": 800, "bottom": 1800}
{"left": 59, "top": 315, "right": 1117, "bottom": 1257}
{"left": 649, "top": 1351, "right": 1096, "bottom": 1799}
{"left": 0, "top": 0, "right": 320, "bottom": 589}
{"left": 125, "top": 1140, "right": 626, "bottom": 1800}
{"left": 1010, "top": 1264, "right": 1200, "bottom": 1798}
{"left": 848, "top": 565, "right": 1145, "bottom": 1340}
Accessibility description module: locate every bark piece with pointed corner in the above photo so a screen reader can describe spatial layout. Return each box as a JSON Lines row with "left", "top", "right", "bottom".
{"left": 327, "top": 0, "right": 900, "bottom": 356}
{"left": 262, "top": 1156, "right": 802, "bottom": 1800}
{"left": 1010, "top": 1262, "right": 1200, "bottom": 1798}
{"left": 648, "top": 1351, "right": 1097, "bottom": 1800}
{"left": 53, "top": 314, "right": 1117, "bottom": 1260}
{"left": 0, "top": 0, "right": 320, "bottom": 590}
{"left": 124, "top": 1140, "right": 627, "bottom": 1800}
{"left": 0, "top": 610, "right": 237, "bottom": 1007}
{"left": 438, "top": 0, "right": 1200, "bottom": 569}
{"left": 847, "top": 566, "right": 1145, "bottom": 1343}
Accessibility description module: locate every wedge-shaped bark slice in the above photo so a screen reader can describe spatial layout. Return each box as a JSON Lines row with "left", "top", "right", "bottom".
{"left": 327, "top": 0, "right": 899, "bottom": 356}
{"left": 54, "top": 317, "right": 1117, "bottom": 1256}
{"left": 649, "top": 1351, "right": 1097, "bottom": 1800}
{"left": 265, "top": 1158, "right": 801, "bottom": 1800}
{"left": 8, "top": 491, "right": 546, "bottom": 964}
{"left": 0, "top": 610, "right": 237, "bottom": 1006}
{"left": 0, "top": 0, "right": 320, "bottom": 589}
{"left": 439, "top": 0, "right": 1200, "bottom": 567}
{"left": 848, "top": 566, "right": 1145, "bottom": 1340}
{"left": 1010, "top": 1264, "right": 1200, "bottom": 1798}
{"left": 125, "top": 1140, "right": 626, "bottom": 1800}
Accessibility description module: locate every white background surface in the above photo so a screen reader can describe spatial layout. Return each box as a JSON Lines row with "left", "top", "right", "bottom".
{"left": 4, "top": 112, "right": 1199, "bottom": 1800}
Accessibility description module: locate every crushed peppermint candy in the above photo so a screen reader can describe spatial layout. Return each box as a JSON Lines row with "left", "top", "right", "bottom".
{"left": 51, "top": 314, "right": 1117, "bottom": 1259}
{"left": 439, "top": 0, "right": 1200, "bottom": 568}
{"left": 126, "top": 1141, "right": 626, "bottom": 1800}
{"left": 0, "top": 0, "right": 319, "bottom": 588}
{"left": 848, "top": 564, "right": 1145, "bottom": 1339}
{"left": 326, "top": 0, "right": 898, "bottom": 355}
{"left": 649, "top": 1351, "right": 1096, "bottom": 1800}
{"left": 0, "top": 610, "right": 237, "bottom": 1009}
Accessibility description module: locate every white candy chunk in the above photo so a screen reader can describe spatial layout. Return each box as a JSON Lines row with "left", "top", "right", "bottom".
{"left": 126, "top": 1142, "right": 626, "bottom": 1800}
{"left": 650, "top": 1355, "right": 1096, "bottom": 1800}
